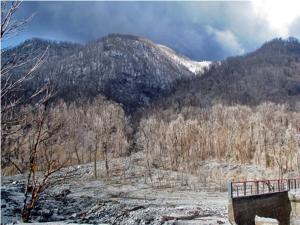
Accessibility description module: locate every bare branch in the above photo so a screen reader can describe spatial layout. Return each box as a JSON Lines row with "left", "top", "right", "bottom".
{"left": 1, "top": 1, "right": 34, "bottom": 41}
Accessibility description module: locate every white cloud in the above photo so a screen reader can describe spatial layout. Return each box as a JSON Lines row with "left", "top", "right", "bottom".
{"left": 251, "top": 0, "right": 300, "bottom": 37}
{"left": 206, "top": 25, "right": 245, "bottom": 55}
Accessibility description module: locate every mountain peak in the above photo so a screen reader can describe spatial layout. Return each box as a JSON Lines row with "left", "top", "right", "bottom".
{"left": 92, "top": 33, "right": 155, "bottom": 47}
{"left": 102, "top": 33, "right": 149, "bottom": 41}
{"left": 89, "top": 33, "right": 211, "bottom": 75}
{"left": 258, "top": 37, "right": 300, "bottom": 55}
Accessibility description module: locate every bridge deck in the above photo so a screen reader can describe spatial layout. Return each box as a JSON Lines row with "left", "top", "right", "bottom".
{"left": 228, "top": 178, "right": 300, "bottom": 198}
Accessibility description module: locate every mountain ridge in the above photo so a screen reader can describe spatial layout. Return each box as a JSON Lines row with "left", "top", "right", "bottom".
{"left": 156, "top": 37, "right": 300, "bottom": 110}
{"left": 2, "top": 35, "right": 300, "bottom": 113}
{"left": 2, "top": 34, "right": 211, "bottom": 112}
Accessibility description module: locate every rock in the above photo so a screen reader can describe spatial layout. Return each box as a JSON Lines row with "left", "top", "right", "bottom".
{"left": 55, "top": 189, "right": 71, "bottom": 199}
{"left": 217, "top": 219, "right": 225, "bottom": 224}
{"left": 40, "top": 209, "right": 53, "bottom": 217}
{"left": 255, "top": 216, "right": 279, "bottom": 225}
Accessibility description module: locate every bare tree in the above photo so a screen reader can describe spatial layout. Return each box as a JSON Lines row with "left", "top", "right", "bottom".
{"left": 1, "top": 2, "right": 72, "bottom": 222}
{"left": 1, "top": 0, "right": 31, "bottom": 40}
{"left": 1, "top": 0, "right": 52, "bottom": 136}
{"left": 85, "top": 96, "right": 128, "bottom": 178}
{"left": 20, "top": 106, "right": 69, "bottom": 221}
{"left": 1, "top": 0, "right": 53, "bottom": 173}
{"left": 1, "top": 104, "right": 71, "bottom": 221}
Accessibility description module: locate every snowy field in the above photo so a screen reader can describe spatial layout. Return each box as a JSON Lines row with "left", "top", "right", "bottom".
{"left": 2, "top": 151, "right": 282, "bottom": 225}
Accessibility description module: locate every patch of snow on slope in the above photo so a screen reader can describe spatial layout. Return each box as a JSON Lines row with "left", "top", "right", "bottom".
{"left": 157, "top": 44, "right": 211, "bottom": 74}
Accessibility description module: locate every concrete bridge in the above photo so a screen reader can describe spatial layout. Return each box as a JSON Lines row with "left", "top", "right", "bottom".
{"left": 228, "top": 178, "right": 300, "bottom": 225}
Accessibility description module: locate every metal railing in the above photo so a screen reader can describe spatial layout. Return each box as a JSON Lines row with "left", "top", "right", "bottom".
{"left": 228, "top": 178, "right": 300, "bottom": 198}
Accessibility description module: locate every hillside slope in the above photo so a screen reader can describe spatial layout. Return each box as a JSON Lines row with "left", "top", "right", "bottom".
{"left": 157, "top": 37, "right": 300, "bottom": 109}
{"left": 2, "top": 34, "right": 210, "bottom": 112}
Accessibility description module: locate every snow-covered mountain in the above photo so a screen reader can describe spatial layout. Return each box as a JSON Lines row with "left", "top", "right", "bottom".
{"left": 2, "top": 34, "right": 210, "bottom": 112}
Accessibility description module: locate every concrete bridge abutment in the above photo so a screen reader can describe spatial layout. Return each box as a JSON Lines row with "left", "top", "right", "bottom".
{"left": 228, "top": 191, "right": 292, "bottom": 225}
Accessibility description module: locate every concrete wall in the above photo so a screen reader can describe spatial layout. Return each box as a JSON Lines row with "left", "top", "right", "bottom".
{"left": 228, "top": 192, "right": 292, "bottom": 225}
{"left": 289, "top": 192, "right": 300, "bottom": 225}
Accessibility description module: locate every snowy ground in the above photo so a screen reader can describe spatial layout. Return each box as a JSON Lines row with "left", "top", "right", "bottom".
{"left": 1, "top": 178, "right": 229, "bottom": 225}
{"left": 2, "top": 151, "right": 282, "bottom": 225}
{"left": 1, "top": 152, "right": 232, "bottom": 225}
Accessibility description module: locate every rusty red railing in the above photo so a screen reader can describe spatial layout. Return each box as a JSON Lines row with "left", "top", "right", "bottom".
{"left": 228, "top": 178, "right": 300, "bottom": 198}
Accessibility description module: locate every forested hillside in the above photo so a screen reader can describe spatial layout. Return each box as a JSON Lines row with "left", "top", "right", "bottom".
{"left": 2, "top": 34, "right": 210, "bottom": 113}
{"left": 157, "top": 37, "right": 300, "bottom": 110}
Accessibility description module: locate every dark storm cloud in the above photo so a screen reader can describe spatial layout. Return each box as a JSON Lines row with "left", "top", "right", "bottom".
{"left": 4, "top": 1, "right": 300, "bottom": 61}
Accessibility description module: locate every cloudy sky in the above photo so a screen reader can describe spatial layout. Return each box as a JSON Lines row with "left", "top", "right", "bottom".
{"left": 3, "top": 0, "right": 300, "bottom": 61}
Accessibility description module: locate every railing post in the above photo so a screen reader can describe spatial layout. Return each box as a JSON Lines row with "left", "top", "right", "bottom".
{"left": 288, "top": 179, "right": 290, "bottom": 191}
{"left": 228, "top": 181, "right": 233, "bottom": 198}
{"left": 244, "top": 182, "right": 246, "bottom": 196}
{"left": 256, "top": 181, "right": 259, "bottom": 195}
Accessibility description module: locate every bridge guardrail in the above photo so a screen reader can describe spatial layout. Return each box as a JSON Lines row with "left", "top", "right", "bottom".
{"left": 228, "top": 178, "right": 300, "bottom": 198}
